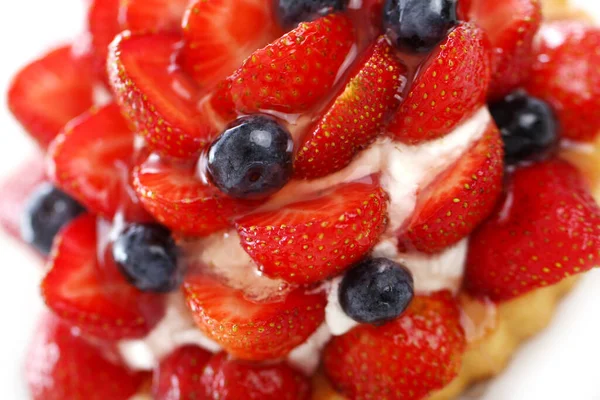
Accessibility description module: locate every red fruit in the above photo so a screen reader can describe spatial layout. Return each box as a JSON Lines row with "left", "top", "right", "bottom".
{"left": 183, "top": 273, "right": 326, "bottom": 360}
{"left": 324, "top": 291, "right": 466, "bottom": 400}
{"left": 236, "top": 181, "right": 388, "bottom": 284}
{"left": 120, "top": 0, "right": 188, "bottom": 33}
{"left": 294, "top": 37, "right": 407, "bottom": 179}
{"left": 200, "top": 352, "right": 311, "bottom": 400}
{"left": 27, "top": 313, "right": 148, "bottom": 400}
{"left": 386, "top": 23, "right": 491, "bottom": 144}
{"left": 465, "top": 159, "right": 600, "bottom": 302}
{"left": 470, "top": 0, "right": 542, "bottom": 99}
{"left": 525, "top": 22, "right": 600, "bottom": 142}
{"left": 7, "top": 45, "right": 95, "bottom": 147}
{"left": 227, "top": 14, "right": 356, "bottom": 114}
{"left": 457, "top": 0, "right": 472, "bottom": 20}
{"left": 86, "top": 0, "right": 121, "bottom": 81}
{"left": 42, "top": 214, "right": 166, "bottom": 340}
{"left": 398, "top": 121, "right": 504, "bottom": 253}
{"left": 181, "top": 0, "right": 280, "bottom": 88}
{"left": 153, "top": 345, "right": 212, "bottom": 400}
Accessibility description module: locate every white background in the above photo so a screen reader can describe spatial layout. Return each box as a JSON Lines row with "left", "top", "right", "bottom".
{"left": 1, "top": 1, "right": 600, "bottom": 399}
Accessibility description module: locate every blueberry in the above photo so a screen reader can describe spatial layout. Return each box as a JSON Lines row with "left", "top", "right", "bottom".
{"left": 112, "top": 224, "right": 181, "bottom": 293}
{"left": 207, "top": 115, "right": 294, "bottom": 199}
{"left": 339, "top": 257, "right": 414, "bottom": 324}
{"left": 383, "top": 0, "right": 458, "bottom": 53}
{"left": 489, "top": 90, "right": 558, "bottom": 165}
{"left": 276, "top": 0, "right": 348, "bottom": 28}
{"left": 21, "top": 183, "right": 85, "bottom": 255}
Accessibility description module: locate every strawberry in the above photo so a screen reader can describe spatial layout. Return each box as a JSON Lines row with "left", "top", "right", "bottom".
{"left": 323, "top": 291, "right": 466, "bottom": 400}
{"left": 226, "top": 14, "right": 356, "bottom": 114}
{"left": 469, "top": 0, "right": 542, "bottom": 99}
{"left": 26, "top": 313, "right": 148, "bottom": 400}
{"left": 200, "top": 352, "right": 312, "bottom": 400}
{"left": 86, "top": 0, "right": 122, "bottom": 82}
{"left": 457, "top": 0, "right": 472, "bottom": 20}
{"left": 294, "top": 36, "right": 407, "bottom": 179}
{"left": 42, "top": 214, "right": 166, "bottom": 340}
{"left": 525, "top": 22, "right": 600, "bottom": 142}
{"left": 183, "top": 273, "right": 326, "bottom": 361}
{"left": 180, "top": 0, "right": 280, "bottom": 88}
{"left": 236, "top": 181, "right": 388, "bottom": 284}
{"left": 398, "top": 121, "right": 504, "bottom": 253}
{"left": 153, "top": 345, "right": 212, "bottom": 400}
{"left": 386, "top": 23, "right": 492, "bottom": 144}
{"left": 464, "top": 158, "right": 600, "bottom": 302}
{"left": 7, "top": 45, "right": 95, "bottom": 147}
{"left": 119, "top": 0, "right": 188, "bottom": 33}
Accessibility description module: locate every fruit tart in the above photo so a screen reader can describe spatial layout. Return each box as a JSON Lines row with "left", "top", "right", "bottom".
{"left": 2, "top": 0, "right": 600, "bottom": 399}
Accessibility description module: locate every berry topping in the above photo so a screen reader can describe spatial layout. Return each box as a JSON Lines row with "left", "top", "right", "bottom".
{"left": 324, "top": 291, "right": 466, "bottom": 400}
{"left": 465, "top": 159, "right": 600, "bottom": 301}
{"left": 85, "top": 0, "right": 121, "bottom": 82}
{"left": 153, "top": 345, "right": 212, "bottom": 400}
{"left": 119, "top": 0, "right": 188, "bottom": 33}
{"left": 21, "top": 184, "right": 85, "bottom": 256}
{"left": 489, "top": 90, "right": 558, "bottom": 165}
{"left": 340, "top": 257, "right": 414, "bottom": 324}
{"left": 276, "top": 0, "right": 348, "bottom": 28}
{"left": 207, "top": 116, "right": 294, "bottom": 199}
{"left": 382, "top": 0, "right": 459, "bottom": 53}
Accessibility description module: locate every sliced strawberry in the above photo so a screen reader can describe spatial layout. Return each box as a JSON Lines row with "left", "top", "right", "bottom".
{"left": 398, "top": 121, "right": 504, "bottom": 253}
{"left": 120, "top": 0, "right": 188, "bottom": 33}
{"left": 525, "top": 22, "right": 600, "bottom": 142}
{"left": 227, "top": 14, "right": 356, "bottom": 114}
{"left": 464, "top": 158, "right": 600, "bottom": 302}
{"left": 183, "top": 273, "right": 326, "bottom": 361}
{"left": 153, "top": 345, "right": 212, "bottom": 400}
{"left": 236, "top": 181, "right": 388, "bottom": 284}
{"left": 200, "top": 352, "right": 312, "bottom": 400}
{"left": 7, "top": 45, "right": 95, "bottom": 147}
{"left": 180, "top": 0, "right": 280, "bottom": 88}
{"left": 86, "top": 0, "right": 122, "bottom": 82}
{"left": 386, "top": 23, "right": 492, "bottom": 144}
{"left": 27, "top": 313, "right": 148, "bottom": 400}
{"left": 324, "top": 291, "right": 466, "bottom": 400}
{"left": 42, "top": 214, "right": 166, "bottom": 340}
{"left": 457, "top": 0, "right": 472, "bottom": 20}
{"left": 294, "top": 37, "right": 407, "bottom": 179}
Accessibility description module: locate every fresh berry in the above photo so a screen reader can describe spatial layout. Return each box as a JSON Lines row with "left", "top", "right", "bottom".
{"left": 386, "top": 23, "right": 492, "bottom": 144}
{"left": 236, "top": 181, "right": 388, "bottom": 284}
{"left": 398, "top": 121, "right": 504, "bottom": 253}
{"left": 86, "top": 0, "right": 121, "bottom": 82}
{"left": 489, "top": 90, "right": 558, "bottom": 165}
{"left": 200, "top": 352, "right": 312, "bottom": 400}
{"left": 42, "top": 214, "right": 166, "bottom": 340}
{"left": 119, "top": 0, "right": 188, "bottom": 33}
{"left": 7, "top": 45, "right": 95, "bottom": 147}
{"left": 276, "top": 0, "right": 348, "bottom": 28}
{"left": 207, "top": 115, "right": 294, "bottom": 199}
{"left": 456, "top": 0, "right": 472, "bottom": 20}
{"left": 183, "top": 273, "right": 326, "bottom": 360}
{"left": 152, "top": 345, "right": 212, "bottom": 400}
{"left": 465, "top": 159, "right": 600, "bottom": 301}
{"left": 340, "top": 257, "right": 414, "bottom": 324}
{"left": 324, "top": 291, "right": 466, "bottom": 400}
{"left": 525, "top": 22, "right": 600, "bottom": 142}
{"left": 294, "top": 36, "right": 407, "bottom": 179}
{"left": 26, "top": 313, "right": 148, "bottom": 400}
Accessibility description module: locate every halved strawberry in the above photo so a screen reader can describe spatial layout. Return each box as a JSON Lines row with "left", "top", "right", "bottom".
{"left": 323, "top": 291, "right": 466, "bottom": 400}
{"left": 183, "top": 273, "right": 326, "bottom": 361}
{"left": 27, "top": 313, "right": 148, "bottom": 400}
{"left": 386, "top": 23, "right": 492, "bottom": 144}
{"left": 294, "top": 36, "right": 407, "bottom": 179}
{"left": 180, "top": 0, "right": 280, "bottom": 88}
{"left": 398, "top": 121, "right": 504, "bottom": 253}
{"left": 41, "top": 214, "right": 166, "bottom": 340}
{"left": 236, "top": 181, "right": 388, "bottom": 284}
{"left": 86, "top": 0, "right": 121, "bottom": 82}
{"left": 153, "top": 345, "right": 212, "bottom": 400}
{"left": 119, "top": 0, "right": 188, "bottom": 33}
{"left": 7, "top": 45, "right": 95, "bottom": 147}
{"left": 465, "top": 158, "right": 600, "bottom": 302}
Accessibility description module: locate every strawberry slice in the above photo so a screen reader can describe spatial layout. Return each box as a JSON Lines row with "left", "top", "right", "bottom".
{"left": 152, "top": 345, "right": 212, "bottom": 399}
{"left": 200, "top": 352, "right": 312, "bottom": 400}
{"left": 386, "top": 23, "right": 491, "bottom": 144}
{"left": 183, "top": 273, "right": 326, "bottom": 360}
{"left": 226, "top": 13, "right": 356, "bottom": 114}
{"left": 7, "top": 45, "right": 95, "bottom": 147}
{"left": 27, "top": 313, "right": 148, "bottom": 400}
{"left": 457, "top": 0, "right": 472, "bottom": 20}
{"left": 525, "top": 22, "right": 600, "bottom": 142}
{"left": 86, "top": 0, "right": 122, "bottom": 82}
{"left": 180, "top": 0, "right": 280, "bottom": 88}
{"left": 464, "top": 158, "right": 600, "bottom": 302}
{"left": 324, "top": 291, "right": 466, "bottom": 400}
{"left": 120, "top": 0, "right": 188, "bottom": 33}
{"left": 398, "top": 121, "right": 504, "bottom": 253}
{"left": 294, "top": 36, "right": 407, "bottom": 179}
{"left": 41, "top": 214, "right": 166, "bottom": 340}
{"left": 236, "top": 181, "right": 388, "bottom": 284}
{"left": 469, "top": 0, "right": 541, "bottom": 100}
